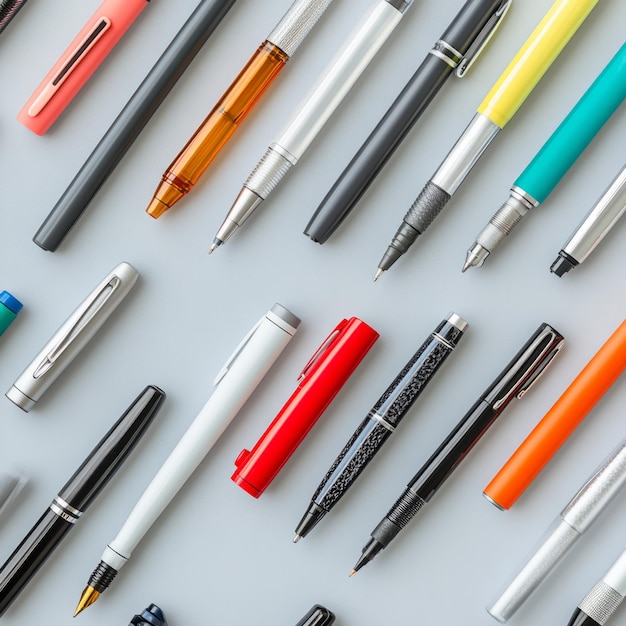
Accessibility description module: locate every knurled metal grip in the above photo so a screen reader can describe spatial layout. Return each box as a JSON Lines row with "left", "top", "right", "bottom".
{"left": 579, "top": 580, "right": 624, "bottom": 625}
{"left": 404, "top": 181, "right": 451, "bottom": 234}
{"left": 245, "top": 146, "right": 293, "bottom": 199}
{"left": 267, "top": 0, "right": 335, "bottom": 57}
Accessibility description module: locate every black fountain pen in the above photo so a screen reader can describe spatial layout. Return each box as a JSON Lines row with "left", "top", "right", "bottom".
{"left": 0, "top": 385, "right": 165, "bottom": 616}
{"left": 294, "top": 313, "right": 468, "bottom": 541}
{"left": 351, "top": 323, "right": 564, "bottom": 574}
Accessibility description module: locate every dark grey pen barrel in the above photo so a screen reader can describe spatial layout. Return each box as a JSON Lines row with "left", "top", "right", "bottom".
{"left": 32, "top": 0, "right": 237, "bottom": 252}
{"left": 304, "top": 0, "right": 506, "bottom": 243}
{"left": 0, "top": 509, "right": 72, "bottom": 615}
{"left": 304, "top": 59, "right": 452, "bottom": 243}
{"left": 60, "top": 385, "right": 166, "bottom": 509}
{"left": 295, "top": 604, "right": 336, "bottom": 626}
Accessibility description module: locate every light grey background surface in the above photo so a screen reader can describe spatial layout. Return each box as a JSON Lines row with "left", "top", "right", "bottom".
{"left": 0, "top": 1, "right": 625, "bottom": 625}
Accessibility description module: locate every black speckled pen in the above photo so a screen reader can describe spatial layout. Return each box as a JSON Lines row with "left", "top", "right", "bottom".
{"left": 294, "top": 313, "right": 468, "bottom": 541}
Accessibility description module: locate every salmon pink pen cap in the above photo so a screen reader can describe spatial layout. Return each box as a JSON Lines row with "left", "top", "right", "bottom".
{"left": 18, "top": 0, "right": 151, "bottom": 135}
{"left": 232, "top": 317, "right": 379, "bottom": 498}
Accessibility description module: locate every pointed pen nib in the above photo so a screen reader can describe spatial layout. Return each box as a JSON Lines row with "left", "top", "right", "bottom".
{"left": 463, "top": 243, "right": 489, "bottom": 272}
{"left": 373, "top": 268, "right": 383, "bottom": 282}
{"left": 208, "top": 238, "right": 223, "bottom": 255}
{"left": 293, "top": 534, "right": 302, "bottom": 544}
{"left": 349, "top": 569, "right": 357, "bottom": 577}
{"left": 73, "top": 586, "right": 100, "bottom": 617}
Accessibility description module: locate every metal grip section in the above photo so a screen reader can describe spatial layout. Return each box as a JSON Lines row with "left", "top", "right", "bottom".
{"left": 268, "top": 0, "right": 334, "bottom": 57}
{"left": 403, "top": 182, "right": 451, "bottom": 234}
{"left": 579, "top": 580, "right": 623, "bottom": 625}
{"left": 315, "top": 421, "right": 391, "bottom": 510}
{"left": 88, "top": 560, "right": 118, "bottom": 593}
{"left": 244, "top": 146, "right": 293, "bottom": 199}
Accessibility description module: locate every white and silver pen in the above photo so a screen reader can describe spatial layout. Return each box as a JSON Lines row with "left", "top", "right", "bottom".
{"left": 210, "top": 0, "right": 414, "bottom": 252}
{"left": 487, "top": 436, "right": 626, "bottom": 623}
{"left": 567, "top": 548, "right": 626, "bottom": 626}
{"left": 73, "top": 303, "right": 300, "bottom": 616}
{"left": 551, "top": 164, "right": 626, "bottom": 277}
{"left": 5, "top": 261, "right": 138, "bottom": 412}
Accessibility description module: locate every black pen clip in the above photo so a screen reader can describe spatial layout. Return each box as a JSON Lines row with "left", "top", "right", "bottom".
{"left": 456, "top": 0, "right": 512, "bottom": 78}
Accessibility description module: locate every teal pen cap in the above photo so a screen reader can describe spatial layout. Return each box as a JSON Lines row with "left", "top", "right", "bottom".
{"left": 0, "top": 291, "right": 23, "bottom": 336}
{"left": 464, "top": 42, "right": 626, "bottom": 270}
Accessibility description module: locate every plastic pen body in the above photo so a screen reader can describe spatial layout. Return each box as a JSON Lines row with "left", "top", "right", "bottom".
{"left": 466, "top": 42, "right": 626, "bottom": 269}
{"left": 76, "top": 305, "right": 299, "bottom": 611}
{"left": 146, "top": 0, "right": 335, "bottom": 218}
{"left": 352, "top": 323, "right": 564, "bottom": 572}
{"left": 487, "top": 438, "right": 626, "bottom": 623}
{"left": 212, "top": 0, "right": 413, "bottom": 250}
{"left": 295, "top": 604, "right": 336, "bottom": 625}
{"left": 376, "top": 0, "right": 600, "bottom": 275}
{"left": 5, "top": 262, "right": 138, "bottom": 412}
{"left": 484, "top": 318, "right": 626, "bottom": 510}
{"left": 18, "top": 0, "right": 150, "bottom": 135}
{"left": 293, "top": 313, "right": 467, "bottom": 540}
{"left": 0, "top": 386, "right": 165, "bottom": 616}
{"left": 552, "top": 163, "right": 626, "bottom": 276}
{"left": 568, "top": 548, "right": 626, "bottom": 626}
{"left": 304, "top": 0, "right": 509, "bottom": 244}
{"left": 232, "top": 317, "right": 379, "bottom": 497}
{"left": 32, "top": 0, "right": 237, "bottom": 252}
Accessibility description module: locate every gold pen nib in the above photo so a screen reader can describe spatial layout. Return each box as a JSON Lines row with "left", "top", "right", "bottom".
{"left": 349, "top": 569, "right": 357, "bottom": 577}
{"left": 73, "top": 586, "right": 100, "bottom": 617}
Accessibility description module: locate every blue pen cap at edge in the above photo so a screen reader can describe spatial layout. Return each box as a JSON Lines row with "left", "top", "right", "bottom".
{"left": 0, "top": 291, "right": 23, "bottom": 336}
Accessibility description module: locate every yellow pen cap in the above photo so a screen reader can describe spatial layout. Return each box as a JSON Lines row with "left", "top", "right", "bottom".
{"left": 478, "top": 0, "right": 600, "bottom": 128}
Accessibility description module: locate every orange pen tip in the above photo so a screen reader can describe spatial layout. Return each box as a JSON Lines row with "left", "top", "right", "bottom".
{"left": 146, "top": 197, "right": 169, "bottom": 219}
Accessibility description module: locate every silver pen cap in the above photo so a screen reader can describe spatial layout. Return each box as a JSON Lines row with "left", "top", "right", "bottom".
{"left": 487, "top": 438, "right": 626, "bottom": 622}
{"left": 6, "top": 262, "right": 139, "bottom": 412}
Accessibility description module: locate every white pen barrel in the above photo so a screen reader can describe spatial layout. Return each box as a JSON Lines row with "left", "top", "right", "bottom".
{"left": 276, "top": 1, "right": 404, "bottom": 161}
{"left": 103, "top": 312, "right": 297, "bottom": 570}
{"left": 605, "top": 549, "right": 626, "bottom": 595}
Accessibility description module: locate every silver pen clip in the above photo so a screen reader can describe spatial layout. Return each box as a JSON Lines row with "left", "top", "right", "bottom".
{"left": 213, "top": 316, "right": 264, "bottom": 386}
{"left": 455, "top": 0, "right": 512, "bottom": 78}
{"left": 32, "top": 277, "right": 122, "bottom": 379}
{"left": 516, "top": 336, "right": 564, "bottom": 399}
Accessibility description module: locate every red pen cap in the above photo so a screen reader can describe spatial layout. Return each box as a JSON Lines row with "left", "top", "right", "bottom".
{"left": 231, "top": 317, "right": 379, "bottom": 498}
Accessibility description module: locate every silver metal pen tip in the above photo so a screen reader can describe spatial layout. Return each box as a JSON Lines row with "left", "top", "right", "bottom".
{"left": 208, "top": 239, "right": 223, "bottom": 255}
{"left": 373, "top": 268, "right": 383, "bottom": 282}
{"left": 463, "top": 243, "right": 489, "bottom": 271}
{"left": 293, "top": 534, "right": 302, "bottom": 544}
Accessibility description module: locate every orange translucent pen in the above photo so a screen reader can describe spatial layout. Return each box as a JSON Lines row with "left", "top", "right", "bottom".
{"left": 146, "top": 0, "right": 335, "bottom": 218}
{"left": 484, "top": 318, "right": 626, "bottom": 510}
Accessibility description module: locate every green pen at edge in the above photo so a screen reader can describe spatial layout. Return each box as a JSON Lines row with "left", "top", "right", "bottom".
{"left": 463, "top": 41, "right": 626, "bottom": 270}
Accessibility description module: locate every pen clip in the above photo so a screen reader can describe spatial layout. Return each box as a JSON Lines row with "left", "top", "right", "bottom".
{"left": 28, "top": 17, "right": 112, "bottom": 117}
{"left": 297, "top": 319, "right": 349, "bottom": 382}
{"left": 490, "top": 326, "right": 564, "bottom": 410}
{"left": 32, "top": 276, "right": 122, "bottom": 379}
{"left": 516, "top": 336, "right": 564, "bottom": 399}
{"left": 455, "top": 0, "right": 512, "bottom": 78}
{"left": 213, "top": 316, "right": 265, "bottom": 385}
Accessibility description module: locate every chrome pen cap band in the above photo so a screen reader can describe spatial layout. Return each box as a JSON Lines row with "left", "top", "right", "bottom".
{"left": 5, "top": 262, "right": 139, "bottom": 412}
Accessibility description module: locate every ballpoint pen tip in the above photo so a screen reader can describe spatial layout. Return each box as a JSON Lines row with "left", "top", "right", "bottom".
{"left": 293, "top": 534, "right": 302, "bottom": 544}
{"left": 461, "top": 259, "right": 472, "bottom": 273}
{"left": 373, "top": 269, "right": 383, "bottom": 282}
{"left": 349, "top": 569, "right": 357, "bottom": 577}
